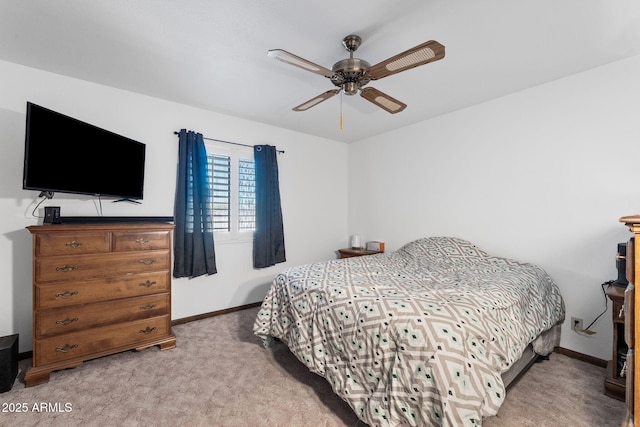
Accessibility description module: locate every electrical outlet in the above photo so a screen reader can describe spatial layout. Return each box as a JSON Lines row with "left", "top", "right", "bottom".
{"left": 571, "top": 317, "right": 583, "bottom": 331}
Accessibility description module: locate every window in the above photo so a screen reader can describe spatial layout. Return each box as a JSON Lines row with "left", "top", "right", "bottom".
{"left": 205, "top": 143, "right": 255, "bottom": 241}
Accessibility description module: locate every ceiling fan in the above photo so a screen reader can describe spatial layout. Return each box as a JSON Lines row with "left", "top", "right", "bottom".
{"left": 268, "top": 35, "right": 445, "bottom": 114}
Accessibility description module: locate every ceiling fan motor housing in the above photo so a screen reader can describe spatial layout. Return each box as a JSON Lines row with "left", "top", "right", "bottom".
{"left": 331, "top": 58, "right": 371, "bottom": 95}
{"left": 329, "top": 34, "right": 371, "bottom": 95}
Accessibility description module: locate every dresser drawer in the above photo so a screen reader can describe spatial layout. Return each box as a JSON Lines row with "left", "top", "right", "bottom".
{"left": 34, "top": 316, "right": 170, "bottom": 366}
{"left": 34, "top": 232, "right": 111, "bottom": 256}
{"left": 34, "top": 250, "right": 170, "bottom": 283}
{"left": 113, "top": 230, "right": 171, "bottom": 252}
{"left": 36, "top": 294, "right": 169, "bottom": 338}
{"left": 35, "top": 272, "right": 170, "bottom": 309}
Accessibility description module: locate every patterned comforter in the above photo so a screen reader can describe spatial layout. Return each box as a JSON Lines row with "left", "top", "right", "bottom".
{"left": 253, "top": 237, "right": 565, "bottom": 426}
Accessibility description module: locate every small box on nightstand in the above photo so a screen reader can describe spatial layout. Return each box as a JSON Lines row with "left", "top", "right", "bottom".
{"left": 366, "top": 241, "right": 385, "bottom": 252}
{"left": 0, "top": 334, "right": 18, "bottom": 393}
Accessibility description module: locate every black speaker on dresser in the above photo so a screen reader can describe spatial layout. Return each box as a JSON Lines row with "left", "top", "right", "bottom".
{"left": 43, "top": 206, "right": 61, "bottom": 224}
{"left": 0, "top": 334, "right": 18, "bottom": 393}
{"left": 614, "top": 242, "right": 629, "bottom": 287}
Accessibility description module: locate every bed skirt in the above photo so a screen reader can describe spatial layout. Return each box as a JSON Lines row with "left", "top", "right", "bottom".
{"left": 502, "top": 322, "right": 562, "bottom": 389}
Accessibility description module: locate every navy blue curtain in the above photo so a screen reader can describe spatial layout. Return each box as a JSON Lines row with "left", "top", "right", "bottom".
{"left": 173, "top": 129, "right": 217, "bottom": 278}
{"left": 253, "top": 145, "right": 286, "bottom": 268}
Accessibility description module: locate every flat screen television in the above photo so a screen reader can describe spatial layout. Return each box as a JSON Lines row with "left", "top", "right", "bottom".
{"left": 22, "top": 102, "right": 146, "bottom": 200}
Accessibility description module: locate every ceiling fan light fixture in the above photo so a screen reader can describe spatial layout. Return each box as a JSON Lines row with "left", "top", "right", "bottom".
{"left": 343, "top": 81, "right": 358, "bottom": 95}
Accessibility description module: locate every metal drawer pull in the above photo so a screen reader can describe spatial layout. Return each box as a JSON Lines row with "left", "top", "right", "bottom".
{"left": 139, "top": 259, "right": 157, "bottom": 266}
{"left": 55, "top": 290, "right": 78, "bottom": 299}
{"left": 55, "top": 317, "right": 79, "bottom": 326}
{"left": 65, "top": 241, "right": 83, "bottom": 249}
{"left": 136, "top": 238, "right": 150, "bottom": 245}
{"left": 139, "top": 327, "right": 157, "bottom": 334}
{"left": 621, "top": 360, "right": 627, "bottom": 377}
{"left": 56, "top": 265, "right": 78, "bottom": 273}
{"left": 139, "top": 280, "right": 157, "bottom": 288}
{"left": 140, "top": 304, "right": 157, "bottom": 311}
{"left": 619, "top": 306, "right": 625, "bottom": 318}
{"left": 55, "top": 344, "right": 78, "bottom": 353}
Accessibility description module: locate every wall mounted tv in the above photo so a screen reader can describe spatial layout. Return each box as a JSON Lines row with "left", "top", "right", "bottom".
{"left": 22, "top": 102, "right": 145, "bottom": 201}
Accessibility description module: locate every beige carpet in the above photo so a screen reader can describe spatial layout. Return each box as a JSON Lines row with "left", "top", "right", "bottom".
{"left": 0, "top": 306, "right": 625, "bottom": 426}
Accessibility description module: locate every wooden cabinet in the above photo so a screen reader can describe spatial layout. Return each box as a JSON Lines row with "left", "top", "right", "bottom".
{"left": 604, "top": 284, "right": 627, "bottom": 400}
{"left": 337, "top": 248, "right": 383, "bottom": 259}
{"left": 619, "top": 215, "right": 639, "bottom": 426}
{"left": 25, "top": 223, "right": 176, "bottom": 386}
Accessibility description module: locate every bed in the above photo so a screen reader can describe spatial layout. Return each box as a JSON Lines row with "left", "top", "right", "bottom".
{"left": 253, "top": 237, "right": 565, "bottom": 426}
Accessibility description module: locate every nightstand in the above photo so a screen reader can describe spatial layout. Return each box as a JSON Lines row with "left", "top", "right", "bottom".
{"left": 337, "top": 248, "right": 383, "bottom": 259}
{"left": 605, "top": 283, "right": 627, "bottom": 401}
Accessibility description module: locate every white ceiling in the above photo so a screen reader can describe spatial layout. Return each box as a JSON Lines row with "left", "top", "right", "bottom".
{"left": 1, "top": 1, "right": 639, "bottom": 143}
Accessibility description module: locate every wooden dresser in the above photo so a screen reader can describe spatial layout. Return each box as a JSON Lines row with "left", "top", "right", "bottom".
{"left": 25, "top": 222, "right": 176, "bottom": 386}
{"left": 619, "top": 215, "right": 639, "bottom": 426}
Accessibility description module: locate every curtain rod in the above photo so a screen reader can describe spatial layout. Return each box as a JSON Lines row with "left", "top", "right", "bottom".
{"left": 173, "top": 131, "right": 284, "bottom": 154}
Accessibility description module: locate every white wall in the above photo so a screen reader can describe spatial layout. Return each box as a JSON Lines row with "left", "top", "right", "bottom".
{"left": 348, "top": 54, "right": 640, "bottom": 360}
{"left": 3, "top": 54, "right": 638, "bottom": 360}
{"left": 0, "top": 60, "right": 349, "bottom": 352}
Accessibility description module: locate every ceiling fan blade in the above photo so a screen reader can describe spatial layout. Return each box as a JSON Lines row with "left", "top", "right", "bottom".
{"left": 360, "top": 87, "right": 407, "bottom": 114}
{"left": 366, "top": 40, "right": 445, "bottom": 80}
{"left": 267, "top": 49, "right": 335, "bottom": 78}
{"left": 292, "top": 89, "right": 340, "bottom": 112}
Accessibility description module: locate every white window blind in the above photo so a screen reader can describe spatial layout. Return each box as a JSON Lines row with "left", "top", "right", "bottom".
{"left": 209, "top": 154, "right": 231, "bottom": 232}
{"left": 238, "top": 158, "right": 256, "bottom": 231}
{"left": 205, "top": 145, "right": 255, "bottom": 240}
